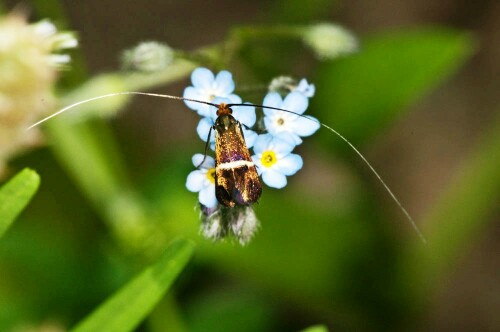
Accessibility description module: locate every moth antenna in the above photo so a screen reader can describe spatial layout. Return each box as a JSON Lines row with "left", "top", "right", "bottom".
{"left": 319, "top": 122, "right": 427, "bottom": 244}
{"left": 229, "top": 102, "right": 427, "bottom": 244}
{"left": 27, "top": 91, "right": 219, "bottom": 130}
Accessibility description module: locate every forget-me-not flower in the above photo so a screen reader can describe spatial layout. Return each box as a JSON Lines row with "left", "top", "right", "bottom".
{"left": 185, "top": 154, "right": 218, "bottom": 208}
{"left": 263, "top": 91, "right": 320, "bottom": 145}
{"left": 183, "top": 67, "right": 241, "bottom": 118}
{"left": 251, "top": 134, "right": 303, "bottom": 189}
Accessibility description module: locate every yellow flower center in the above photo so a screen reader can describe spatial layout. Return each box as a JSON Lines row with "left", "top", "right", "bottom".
{"left": 261, "top": 150, "right": 277, "bottom": 167}
{"left": 206, "top": 168, "right": 216, "bottom": 183}
{"left": 277, "top": 118, "right": 285, "bottom": 125}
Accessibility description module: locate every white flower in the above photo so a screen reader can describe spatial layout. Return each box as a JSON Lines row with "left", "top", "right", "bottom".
{"left": 252, "top": 134, "right": 303, "bottom": 189}
{"left": 185, "top": 154, "right": 217, "bottom": 208}
{"left": 0, "top": 14, "right": 77, "bottom": 176}
{"left": 183, "top": 67, "right": 241, "bottom": 118}
{"left": 263, "top": 91, "right": 320, "bottom": 145}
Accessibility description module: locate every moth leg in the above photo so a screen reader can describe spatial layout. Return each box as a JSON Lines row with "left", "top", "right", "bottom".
{"left": 196, "top": 126, "right": 214, "bottom": 169}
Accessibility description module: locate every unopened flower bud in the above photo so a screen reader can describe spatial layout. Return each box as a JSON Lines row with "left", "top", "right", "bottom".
{"left": 122, "top": 41, "right": 174, "bottom": 72}
{"left": 303, "top": 23, "right": 358, "bottom": 60}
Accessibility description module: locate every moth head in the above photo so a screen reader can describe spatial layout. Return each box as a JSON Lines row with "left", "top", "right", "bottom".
{"left": 216, "top": 103, "right": 232, "bottom": 117}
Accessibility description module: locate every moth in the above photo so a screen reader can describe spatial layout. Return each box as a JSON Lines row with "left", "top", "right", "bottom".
{"left": 211, "top": 102, "right": 261, "bottom": 207}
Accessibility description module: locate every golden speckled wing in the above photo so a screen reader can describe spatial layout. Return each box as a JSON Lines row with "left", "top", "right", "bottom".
{"left": 214, "top": 113, "right": 261, "bottom": 207}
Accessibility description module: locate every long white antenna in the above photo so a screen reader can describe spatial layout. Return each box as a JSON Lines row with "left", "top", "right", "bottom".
{"left": 27, "top": 91, "right": 217, "bottom": 130}
{"left": 320, "top": 123, "right": 427, "bottom": 244}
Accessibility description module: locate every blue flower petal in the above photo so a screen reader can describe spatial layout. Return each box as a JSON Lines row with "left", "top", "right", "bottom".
{"left": 214, "top": 71, "right": 235, "bottom": 94}
{"left": 262, "top": 169, "right": 287, "bottom": 189}
{"left": 291, "top": 134, "right": 303, "bottom": 145}
{"left": 191, "top": 67, "right": 214, "bottom": 89}
{"left": 277, "top": 153, "right": 303, "bottom": 176}
{"left": 272, "top": 132, "right": 298, "bottom": 149}
{"left": 252, "top": 134, "right": 273, "bottom": 154}
{"left": 232, "top": 103, "right": 256, "bottom": 127}
{"left": 262, "top": 92, "right": 283, "bottom": 116}
{"left": 263, "top": 116, "right": 276, "bottom": 133}
{"left": 197, "top": 117, "right": 214, "bottom": 143}
{"left": 192, "top": 154, "right": 214, "bottom": 169}
{"left": 290, "top": 115, "right": 320, "bottom": 136}
{"left": 199, "top": 185, "right": 217, "bottom": 208}
{"left": 227, "top": 94, "right": 242, "bottom": 104}
{"left": 271, "top": 136, "right": 296, "bottom": 156}
{"left": 197, "top": 104, "right": 218, "bottom": 119}
{"left": 242, "top": 127, "right": 258, "bottom": 148}
{"left": 183, "top": 86, "right": 204, "bottom": 112}
{"left": 186, "top": 170, "right": 206, "bottom": 192}
{"left": 283, "top": 92, "right": 308, "bottom": 115}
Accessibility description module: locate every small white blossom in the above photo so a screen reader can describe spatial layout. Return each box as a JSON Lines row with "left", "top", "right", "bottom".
{"left": 183, "top": 67, "right": 241, "bottom": 118}
{"left": 263, "top": 92, "right": 320, "bottom": 145}
{"left": 252, "top": 134, "right": 303, "bottom": 189}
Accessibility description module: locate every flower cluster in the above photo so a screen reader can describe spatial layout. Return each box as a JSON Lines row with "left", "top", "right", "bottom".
{"left": 184, "top": 68, "right": 319, "bottom": 244}
{"left": 0, "top": 13, "right": 77, "bottom": 177}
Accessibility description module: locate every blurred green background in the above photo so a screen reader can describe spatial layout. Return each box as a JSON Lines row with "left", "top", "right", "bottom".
{"left": 0, "top": 0, "right": 498, "bottom": 331}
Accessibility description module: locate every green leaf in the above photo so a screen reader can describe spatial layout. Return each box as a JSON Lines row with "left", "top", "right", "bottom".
{"left": 71, "top": 238, "right": 195, "bottom": 332}
{"left": 0, "top": 168, "right": 40, "bottom": 238}
{"left": 314, "top": 28, "right": 474, "bottom": 145}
